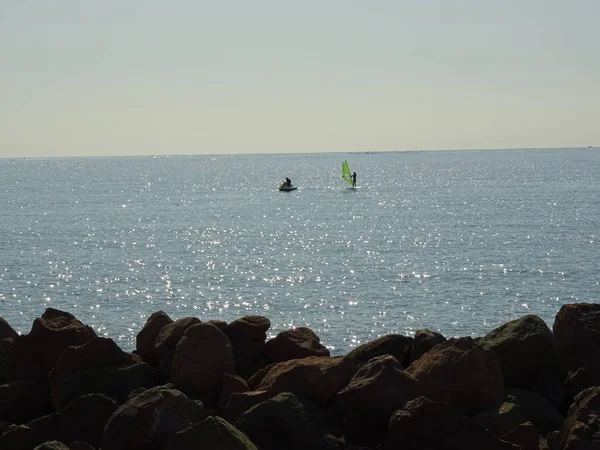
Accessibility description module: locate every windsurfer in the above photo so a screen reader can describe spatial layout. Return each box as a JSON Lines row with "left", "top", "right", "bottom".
{"left": 285, "top": 177, "right": 292, "bottom": 187}
{"left": 351, "top": 172, "right": 356, "bottom": 189}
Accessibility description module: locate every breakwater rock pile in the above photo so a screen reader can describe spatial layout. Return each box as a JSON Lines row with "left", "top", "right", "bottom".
{"left": 0, "top": 303, "right": 599, "bottom": 450}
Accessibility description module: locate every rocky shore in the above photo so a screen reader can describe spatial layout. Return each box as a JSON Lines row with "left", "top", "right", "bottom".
{"left": 0, "top": 302, "right": 599, "bottom": 450}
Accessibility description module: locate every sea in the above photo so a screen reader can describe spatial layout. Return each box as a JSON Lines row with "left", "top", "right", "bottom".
{"left": 1, "top": 148, "right": 598, "bottom": 354}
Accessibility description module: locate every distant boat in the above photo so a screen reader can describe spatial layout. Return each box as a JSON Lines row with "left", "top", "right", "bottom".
{"left": 278, "top": 181, "right": 297, "bottom": 191}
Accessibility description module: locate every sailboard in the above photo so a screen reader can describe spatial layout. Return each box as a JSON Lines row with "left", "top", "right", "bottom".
{"left": 342, "top": 161, "right": 353, "bottom": 187}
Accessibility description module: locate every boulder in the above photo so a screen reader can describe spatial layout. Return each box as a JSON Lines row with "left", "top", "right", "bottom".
{"left": 530, "top": 372, "right": 566, "bottom": 411}
{"left": 347, "top": 334, "right": 412, "bottom": 368}
{"left": 410, "top": 328, "right": 446, "bottom": 362}
{"left": 0, "top": 413, "right": 61, "bottom": 450}
{"left": 472, "top": 401, "right": 531, "bottom": 437}
{"left": 101, "top": 385, "right": 205, "bottom": 450}
{"left": 500, "top": 422, "right": 540, "bottom": 450}
{"left": 33, "top": 441, "right": 70, "bottom": 450}
{"left": 152, "top": 317, "right": 201, "bottom": 366}
{"left": 407, "top": 337, "right": 505, "bottom": 413}
{"left": 234, "top": 392, "right": 333, "bottom": 450}
{"left": 565, "top": 347, "right": 600, "bottom": 405}
{"left": 506, "top": 388, "right": 564, "bottom": 437}
{"left": 162, "top": 416, "right": 257, "bottom": 450}
{"left": 135, "top": 311, "right": 173, "bottom": 364}
{"left": 250, "top": 356, "right": 355, "bottom": 405}
{"left": 0, "top": 317, "right": 18, "bottom": 340}
{"left": 384, "top": 396, "right": 522, "bottom": 450}
{"left": 225, "top": 316, "right": 271, "bottom": 379}
{"left": 548, "top": 386, "right": 600, "bottom": 450}
{"left": 206, "top": 320, "right": 228, "bottom": 333}
{"left": 8, "top": 309, "right": 97, "bottom": 383}
{"left": 0, "top": 380, "right": 48, "bottom": 423}
{"left": 264, "top": 327, "right": 330, "bottom": 363}
{"left": 478, "top": 315, "right": 560, "bottom": 388}
{"left": 68, "top": 442, "right": 96, "bottom": 450}
{"left": 553, "top": 303, "right": 600, "bottom": 372}
{"left": 49, "top": 337, "right": 137, "bottom": 409}
{"left": 59, "top": 394, "right": 118, "bottom": 449}
{"left": 222, "top": 390, "right": 274, "bottom": 425}
{"left": 337, "top": 355, "right": 421, "bottom": 446}
{"left": 0, "top": 424, "right": 36, "bottom": 450}
{"left": 218, "top": 373, "right": 249, "bottom": 412}
{"left": 56, "top": 362, "right": 154, "bottom": 409}
{"left": 171, "top": 323, "right": 235, "bottom": 407}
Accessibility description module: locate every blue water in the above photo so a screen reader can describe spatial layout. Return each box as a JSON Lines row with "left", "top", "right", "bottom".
{"left": 1, "top": 149, "right": 598, "bottom": 354}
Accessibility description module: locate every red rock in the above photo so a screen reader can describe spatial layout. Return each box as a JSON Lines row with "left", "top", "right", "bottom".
{"left": 548, "top": 386, "right": 600, "bottom": 450}
{"left": 407, "top": 337, "right": 505, "bottom": 413}
{"left": 479, "top": 315, "right": 561, "bottom": 388}
{"left": 218, "top": 372, "right": 249, "bottom": 412}
{"left": 553, "top": 303, "right": 600, "bottom": 372}
{"left": 263, "top": 327, "right": 329, "bottom": 363}
{"left": 385, "top": 396, "right": 522, "bottom": 450}
{"left": 225, "top": 316, "right": 270, "bottom": 379}
{"left": 565, "top": 347, "right": 600, "bottom": 403}
{"left": 152, "top": 317, "right": 201, "bottom": 364}
{"left": 135, "top": 311, "right": 172, "bottom": 364}
{"left": 171, "top": 322, "right": 235, "bottom": 407}
{"left": 252, "top": 356, "right": 355, "bottom": 405}
{"left": 48, "top": 337, "right": 137, "bottom": 410}
{"left": 337, "top": 354, "right": 421, "bottom": 446}
{"left": 410, "top": 328, "right": 446, "bottom": 362}
{"left": 101, "top": 385, "right": 205, "bottom": 450}
{"left": 347, "top": 334, "right": 413, "bottom": 368}
{"left": 8, "top": 309, "right": 97, "bottom": 383}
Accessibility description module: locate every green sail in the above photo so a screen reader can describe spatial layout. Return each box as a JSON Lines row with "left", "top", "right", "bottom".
{"left": 341, "top": 160, "right": 353, "bottom": 185}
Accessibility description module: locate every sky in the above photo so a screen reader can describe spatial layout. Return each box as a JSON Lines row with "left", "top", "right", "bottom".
{"left": 1, "top": 0, "right": 598, "bottom": 158}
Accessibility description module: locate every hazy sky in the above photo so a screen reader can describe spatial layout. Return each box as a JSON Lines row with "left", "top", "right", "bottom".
{"left": 1, "top": 1, "right": 598, "bottom": 157}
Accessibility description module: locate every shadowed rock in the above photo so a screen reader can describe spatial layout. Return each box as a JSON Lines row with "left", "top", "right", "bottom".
{"left": 56, "top": 362, "right": 154, "bottom": 409}
{"left": 506, "top": 388, "right": 564, "bottom": 437}
{"left": 152, "top": 317, "right": 201, "bottom": 366}
{"left": 8, "top": 309, "right": 97, "bottom": 383}
{"left": 0, "top": 317, "right": 18, "bottom": 340}
{"left": 225, "top": 316, "right": 271, "bottom": 379}
{"left": 33, "top": 441, "right": 70, "bottom": 450}
{"left": 553, "top": 303, "right": 600, "bottom": 372}
{"left": 171, "top": 322, "right": 235, "bottom": 407}
{"left": 411, "top": 328, "right": 447, "bottom": 362}
{"left": 218, "top": 373, "right": 249, "bottom": 412}
{"left": 49, "top": 337, "right": 137, "bottom": 409}
{"left": 235, "top": 392, "right": 336, "bottom": 450}
{"left": 347, "top": 334, "right": 412, "bottom": 368}
{"left": 162, "top": 416, "right": 257, "bottom": 450}
{"left": 59, "top": 394, "right": 118, "bottom": 449}
{"left": 548, "top": 386, "right": 600, "bottom": 450}
{"left": 135, "top": 311, "right": 173, "bottom": 364}
{"left": 384, "top": 396, "right": 522, "bottom": 450}
{"left": 479, "top": 315, "right": 560, "bottom": 388}
{"left": 407, "top": 337, "right": 505, "bottom": 413}
{"left": 0, "top": 380, "right": 48, "bottom": 423}
{"left": 500, "top": 422, "right": 540, "bottom": 450}
{"left": 264, "top": 327, "right": 330, "bottom": 363}
{"left": 250, "top": 356, "right": 354, "bottom": 405}
{"left": 101, "top": 385, "right": 206, "bottom": 450}
{"left": 337, "top": 354, "right": 421, "bottom": 446}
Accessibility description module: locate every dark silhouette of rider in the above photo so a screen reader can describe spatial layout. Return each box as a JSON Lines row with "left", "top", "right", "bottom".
{"left": 351, "top": 172, "right": 356, "bottom": 189}
{"left": 285, "top": 177, "right": 292, "bottom": 187}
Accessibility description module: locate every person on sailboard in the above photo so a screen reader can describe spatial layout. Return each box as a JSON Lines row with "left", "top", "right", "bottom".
{"left": 351, "top": 172, "right": 357, "bottom": 189}
{"left": 285, "top": 177, "right": 292, "bottom": 187}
